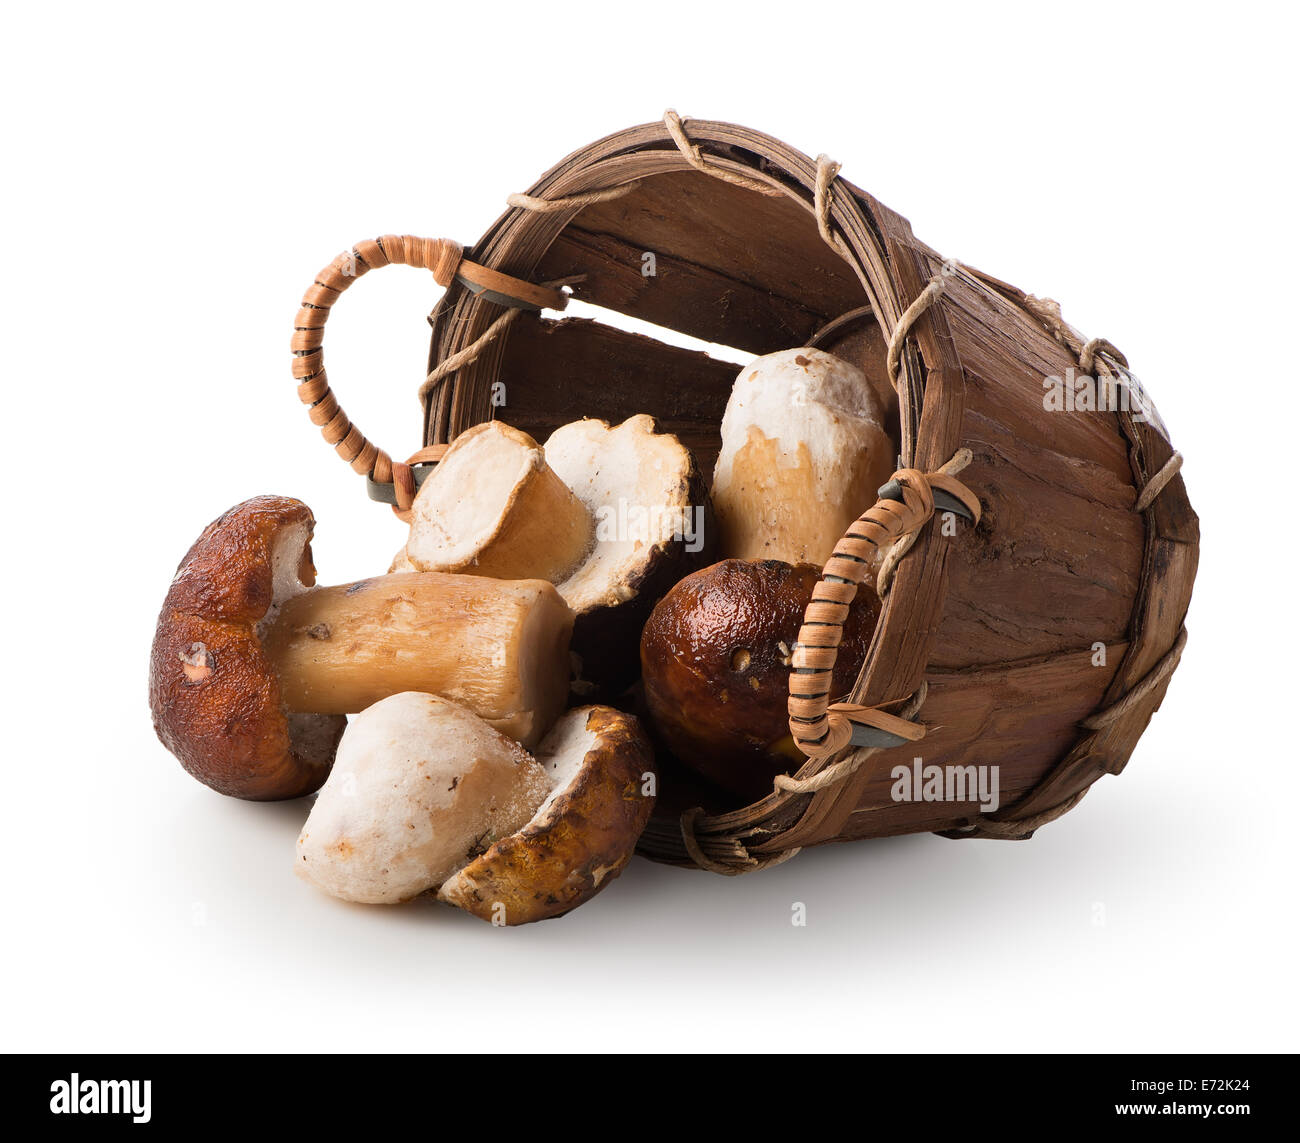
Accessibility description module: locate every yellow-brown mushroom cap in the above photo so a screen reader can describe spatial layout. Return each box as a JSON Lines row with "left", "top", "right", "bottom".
{"left": 438, "top": 706, "right": 656, "bottom": 924}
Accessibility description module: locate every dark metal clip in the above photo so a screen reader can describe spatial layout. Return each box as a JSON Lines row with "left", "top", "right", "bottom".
{"left": 877, "top": 478, "right": 976, "bottom": 522}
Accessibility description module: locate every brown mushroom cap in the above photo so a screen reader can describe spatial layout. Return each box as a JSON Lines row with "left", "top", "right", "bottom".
{"left": 639, "top": 559, "right": 881, "bottom": 802}
{"left": 148, "top": 496, "right": 345, "bottom": 800}
{"left": 437, "top": 706, "right": 656, "bottom": 925}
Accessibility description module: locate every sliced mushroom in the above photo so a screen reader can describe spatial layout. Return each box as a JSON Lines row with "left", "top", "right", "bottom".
{"left": 296, "top": 698, "right": 656, "bottom": 922}
{"left": 150, "top": 496, "right": 574, "bottom": 800}
{"left": 296, "top": 693, "right": 551, "bottom": 904}
{"left": 545, "top": 415, "right": 712, "bottom": 693}
{"left": 438, "top": 706, "right": 656, "bottom": 925}
{"left": 397, "top": 421, "right": 592, "bottom": 581}
{"left": 711, "top": 348, "right": 896, "bottom": 568}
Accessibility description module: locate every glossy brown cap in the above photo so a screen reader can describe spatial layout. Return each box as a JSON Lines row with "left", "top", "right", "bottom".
{"left": 640, "top": 559, "right": 880, "bottom": 802}
{"left": 148, "top": 496, "right": 344, "bottom": 800}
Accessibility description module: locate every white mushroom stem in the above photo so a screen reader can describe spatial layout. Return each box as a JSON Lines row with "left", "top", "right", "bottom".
{"left": 400, "top": 421, "right": 593, "bottom": 581}
{"left": 262, "top": 572, "right": 573, "bottom": 747}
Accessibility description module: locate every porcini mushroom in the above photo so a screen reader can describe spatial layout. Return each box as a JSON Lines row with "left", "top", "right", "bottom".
{"left": 545, "top": 415, "right": 712, "bottom": 693}
{"left": 149, "top": 495, "right": 347, "bottom": 800}
{"left": 150, "top": 496, "right": 574, "bottom": 800}
{"left": 438, "top": 705, "right": 656, "bottom": 925}
{"left": 396, "top": 421, "right": 593, "bottom": 582}
{"left": 295, "top": 696, "right": 656, "bottom": 922}
{"left": 711, "top": 348, "right": 896, "bottom": 568}
{"left": 296, "top": 693, "right": 552, "bottom": 904}
{"left": 640, "top": 559, "right": 881, "bottom": 802}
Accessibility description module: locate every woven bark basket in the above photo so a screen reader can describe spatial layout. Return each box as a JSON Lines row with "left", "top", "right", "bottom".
{"left": 294, "top": 115, "right": 1198, "bottom": 873}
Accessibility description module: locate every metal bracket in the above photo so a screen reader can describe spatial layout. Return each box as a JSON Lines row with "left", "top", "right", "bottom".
{"left": 456, "top": 277, "right": 544, "bottom": 311}
{"left": 847, "top": 722, "right": 915, "bottom": 750}
{"left": 365, "top": 465, "right": 435, "bottom": 506}
{"left": 453, "top": 260, "right": 569, "bottom": 314}
{"left": 877, "top": 478, "right": 976, "bottom": 522}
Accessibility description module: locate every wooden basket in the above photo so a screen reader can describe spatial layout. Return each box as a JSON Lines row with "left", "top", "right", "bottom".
{"left": 291, "top": 113, "right": 1198, "bottom": 874}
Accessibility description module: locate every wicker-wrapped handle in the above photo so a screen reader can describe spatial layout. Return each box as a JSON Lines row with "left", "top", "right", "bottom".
{"left": 291, "top": 236, "right": 567, "bottom": 511}
{"left": 788, "top": 465, "right": 981, "bottom": 758}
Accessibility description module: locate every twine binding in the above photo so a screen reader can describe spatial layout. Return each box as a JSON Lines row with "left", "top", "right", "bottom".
{"left": 418, "top": 308, "right": 522, "bottom": 407}
{"left": 1134, "top": 451, "right": 1184, "bottom": 512}
{"left": 1081, "top": 627, "right": 1188, "bottom": 731}
{"left": 946, "top": 788, "right": 1090, "bottom": 841}
{"left": 814, "top": 154, "right": 850, "bottom": 260}
{"left": 507, "top": 182, "right": 642, "bottom": 213}
{"left": 1019, "top": 300, "right": 1180, "bottom": 513}
{"left": 678, "top": 808, "right": 802, "bottom": 876}
{"left": 663, "top": 109, "right": 782, "bottom": 197}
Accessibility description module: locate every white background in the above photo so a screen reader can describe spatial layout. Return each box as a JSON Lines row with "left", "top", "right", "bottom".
{"left": 3, "top": 1, "right": 1296, "bottom": 1053}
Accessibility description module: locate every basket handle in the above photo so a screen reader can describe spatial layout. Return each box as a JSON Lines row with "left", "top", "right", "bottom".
{"left": 787, "top": 463, "right": 981, "bottom": 759}
{"left": 291, "top": 236, "right": 567, "bottom": 511}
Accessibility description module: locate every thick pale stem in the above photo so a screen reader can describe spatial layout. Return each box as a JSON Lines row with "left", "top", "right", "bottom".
{"left": 263, "top": 573, "right": 574, "bottom": 747}
{"left": 712, "top": 349, "right": 895, "bottom": 568}
{"left": 403, "top": 422, "right": 594, "bottom": 582}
